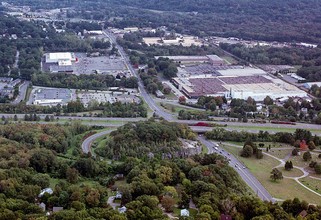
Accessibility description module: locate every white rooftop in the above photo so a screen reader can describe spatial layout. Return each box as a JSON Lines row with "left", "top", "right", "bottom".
{"left": 48, "top": 52, "right": 72, "bottom": 60}
{"left": 218, "top": 68, "right": 266, "bottom": 76}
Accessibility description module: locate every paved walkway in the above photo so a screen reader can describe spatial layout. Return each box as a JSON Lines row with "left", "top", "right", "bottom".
{"left": 264, "top": 151, "right": 321, "bottom": 198}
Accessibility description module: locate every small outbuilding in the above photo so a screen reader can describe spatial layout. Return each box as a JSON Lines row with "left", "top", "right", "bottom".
{"left": 181, "top": 209, "right": 189, "bottom": 217}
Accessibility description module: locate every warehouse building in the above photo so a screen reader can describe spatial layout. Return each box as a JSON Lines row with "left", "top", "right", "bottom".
{"left": 32, "top": 87, "right": 73, "bottom": 106}
{"left": 172, "top": 75, "right": 307, "bottom": 101}
{"left": 155, "top": 55, "right": 225, "bottom": 65}
{"left": 44, "top": 52, "right": 77, "bottom": 73}
{"left": 45, "top": 52, "right": 76, "bottom": 64}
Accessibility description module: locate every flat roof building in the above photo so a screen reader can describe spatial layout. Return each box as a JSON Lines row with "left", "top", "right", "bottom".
{"left": 33, "top": 88, "right": 73, "bottom": 106}
{"left": 155, "top": 55, "right": 225, "bottom": 65}
{"left": 45, "top": 52, "right": 76, "bottom": 64}
{"left": 172, "top": 75, "right": 307, "bottom": 101}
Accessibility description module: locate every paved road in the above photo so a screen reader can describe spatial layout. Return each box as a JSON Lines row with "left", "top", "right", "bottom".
{"left": 81, "top": 126, "right": 274, "bottom": 202}
{"left": 81, "top": 129, "right": 113, "bottom": 154}
{"left": 198, "top": 136, "right": 274, "bottom": 202}
{"left": 12, "top": 81, "right": 30, "bottom": 104}
{"left": 1, "top": 113, "right": 320, "bottom": 133}
{"left": 103, "top": 29, "right": 173, "bottom": 121}
{"left": 77, "top": 30, "right": 316, "bottom": 204}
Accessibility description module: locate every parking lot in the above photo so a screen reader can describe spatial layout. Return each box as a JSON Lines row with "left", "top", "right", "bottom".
{"left": 42, "top": 52, "right": 130, "bottom": 77}
{"left": 73, "top": 53, "right": 129, "bottom": 76}
{"left": 77, "top": 89, "right": 140, "bottom": 107}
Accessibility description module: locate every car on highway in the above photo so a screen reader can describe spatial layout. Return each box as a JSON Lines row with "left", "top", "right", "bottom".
{"left": 243, "top": 166, "right": 246, "bottom": 169}
{"left": 214, "top": 146, "right": 218, "bottom": 150}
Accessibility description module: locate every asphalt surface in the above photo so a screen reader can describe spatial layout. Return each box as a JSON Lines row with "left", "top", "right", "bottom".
{"left": 12, "top": 81, "right": 30, "bottom": 104}
{"left": 81, "top": 129, "right": 113, "bottom": 154}
{"left": 79, "top": 31, "right": 318, "bottom": 203}
{"left": 1, "top": 113, "right": 320, "bottom": 135}
{"left": 6, "top": 30, "right": 320, "bottom": 204}
{"left": 103, "top": 30, "right": 173, "bottom": 121}
{"left": 198, "top": 136, "right": 274, "bottom": 202}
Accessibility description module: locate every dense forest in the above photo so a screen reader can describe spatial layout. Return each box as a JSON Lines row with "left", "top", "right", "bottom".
{"left": 8, "top": 0, "right": 321, "bottom": 44}
{"left": 0, "top": 122, "right": 320, "bottom": 219}
{"left": 96, "top": 119, "right": 197, "bottom": 159}
{"left": 32, "top": 73, "right": 138, "bottom": 90}
{"left": 0, "top": 100, "right": 147, "bottom": 118}
{"left": 205, "top": 128, "right": 320, "bottom": 146}
{"left": 220, "top": 43, "right": 321, "bottom": 81}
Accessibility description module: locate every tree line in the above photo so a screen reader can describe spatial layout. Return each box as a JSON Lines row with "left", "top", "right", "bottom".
{"left": 95, "top": 119, "right": 196, "bottom": 159}
{"left": 32, "top": 73, "right": 138, "bottom": 89}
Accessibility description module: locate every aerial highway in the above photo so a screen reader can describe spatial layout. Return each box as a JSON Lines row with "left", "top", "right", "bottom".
{"left": 79, "top": 30, "right": 321, "bottom": 204}
{"left": 1, "top": 113, "right": 320, "bottom": 135}
{"left": 81, "top": 129, "right": 113, "bottom": 154}
{"left": 198, "top": 136, "right": 274, "bottom": 202}
{"left": 103, "top": 29, "right": 173, "bottom": 121}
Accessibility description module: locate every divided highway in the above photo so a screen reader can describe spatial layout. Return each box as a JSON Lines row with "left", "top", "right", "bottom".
{"left": 198, "top": 136, "right": 273, "bottom": 202}
{"left": 79, "top": 30, "right": 276, "bottom": 202}
{"left": 103, "top": 29, "right": 173, "bottom": 121}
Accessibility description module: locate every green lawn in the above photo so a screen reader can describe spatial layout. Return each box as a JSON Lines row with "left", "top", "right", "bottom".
{"left": 222, "top": 143, "right": 321, "bottom": 204}
{"left": 164, "top": 92, "right": 177, "bottom": 100}
{"left": 282, "top": 168, "right": 304, "bottom": 178}
{"left": 158, "top": 102, "right": 204, "bottom": 114}
{"left": 269, "top": 178, "right": 321, "bottom": 204}
{"left": 227, "top": 125, "right": 321, "bottom": 135}
{"left": 220, "top": 143, "right": 241, "bottom": 156}
{"left": 201, "top": 144, "right": 208, "bottom": 154}
{"left": 289, "top": 153, "right": 321, "bottom": 168}
{"left": 25, "top": 86, "right": 32, "bottom": 101}
{"left": 300, "top": 177, "right": 321, "bottom": 197}
{"left": 255, "top": 142, "right": 293, "bottom": 149}
{"left": 268, "top": 149, "right": 292, "bottom": 160}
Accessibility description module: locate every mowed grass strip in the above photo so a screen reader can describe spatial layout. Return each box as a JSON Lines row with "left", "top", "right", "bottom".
{"left": 268, "top": 149, "right": 292, "bottom": 160}
{"left": 300, "top": 177, "right": 321, "bottom": 195}
{"left": 282, "top": 168, "right": 304, "bottom": 178}
{"left": 221, "top": 143, "right": 321, "bottom": 204}
{"left": 268, "top": 178, "right": 321, "bottom": 204}
{"left": 227, "top": 125, "right": 321, "bottom": 135}
{"left": 289, "top": 153, "right": 321, "bottom": 168}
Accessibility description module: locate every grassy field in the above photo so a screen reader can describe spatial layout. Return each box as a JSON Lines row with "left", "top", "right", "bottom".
{"left": 158, "top": 102, "right": 204, "bottom": 114}
{"left": 221, "top": 143, "right": 241, "bottom": 156}
{"left": 24, "top": 86, "right": 32, "bottom": 101}
{"left": 227, "top": 125, "right": 321, "bottom": 135}
{"left": 268, "top": 149, "right": 292, "bottom": 160}
{"left": 222, "top": 143, "right": 321, "bottom": 204}
{"left": 300, "top": 177, "right": 321, "bottom": 196}
{"left": 289, "top": 153, "right": 321, "bottom": 168}
{"left": 255, "top": 142, "right": 293, "bottom": 149}
{"left": 201, "top": 144, "right": 208, "bottom": 154}
{"left": 164, "top": 92, "right": 177, "bottom": 100}
{"left": 282, "top": 168, "right": 304, "bottom": 178}
{"left": 269, "top": 178, "right": 321, "bottom": 204}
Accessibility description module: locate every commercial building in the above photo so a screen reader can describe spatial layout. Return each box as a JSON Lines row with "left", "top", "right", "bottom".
{"left": 45, "top": 52, "right": 76, "bottom": 64}
{"left": 32, "top": 87, "right": 73, "bottom": 106}
{"left": 155, "top": 55, "right": 225, "bottom": 65}
{"left": 172, "top": 75, "right": 307, "bottom": 101}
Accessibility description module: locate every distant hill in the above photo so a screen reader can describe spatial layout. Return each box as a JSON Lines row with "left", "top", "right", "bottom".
{"left": 110, "top": 0, "right": 321, "bottom": 43}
